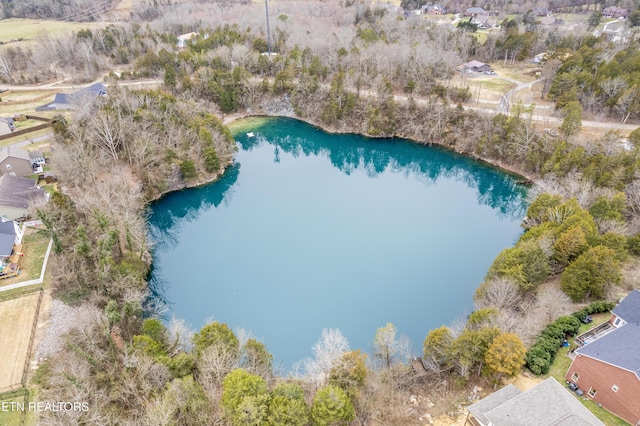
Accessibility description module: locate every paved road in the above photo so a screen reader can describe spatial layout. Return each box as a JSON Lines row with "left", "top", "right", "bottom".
{"left": 3, "top": 76, "right": 637, "bottom": 132}
{"left": 0, "top": 78, "right": 161, "bottom": 92}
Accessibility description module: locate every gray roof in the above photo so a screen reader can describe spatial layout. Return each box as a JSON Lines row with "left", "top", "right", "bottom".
{"left": 467, "top": 384, "right": 521, "bottom": 424}
{"left": 576, "top": 323, "right": 640, "bottom": 377}
{"left": 612, "top": 289, "right": 640, "bottom": 324}
{"left": 470, "top": 378, "right": 603, "bottom": 426}
{"left": 0, "top": 117, "right": 14, "bottom": 125}
{"left": 0, "top": 146, "right": 30, "bottom": 163}
{"left": 0, "top": 174, "right": 45, "bottom": 209}
{"left": 467, "top": 7, "right": 488, "bottom": 14}
{"left": 36, "top": 83, "right": 106, "bottom": 111}
{"left": 28, "top": 150, "right": 44, "bottom": 160}
{"left": 0, "top": 220, "right": 15, "bottom": 257}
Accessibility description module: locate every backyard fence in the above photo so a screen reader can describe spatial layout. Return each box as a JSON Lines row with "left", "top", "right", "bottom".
{"left": 0, "top": 123, "right": 51, "bottom": 142}
{"left": 21, "top": 289, "right": 43, "bottom": 388}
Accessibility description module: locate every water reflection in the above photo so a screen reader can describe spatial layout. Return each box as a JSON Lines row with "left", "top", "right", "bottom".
{"left": 149, "top": 163, "right": 240, "bottom": 250}
{"left": 236, "top": 118, "right": 526, "bottom": 219}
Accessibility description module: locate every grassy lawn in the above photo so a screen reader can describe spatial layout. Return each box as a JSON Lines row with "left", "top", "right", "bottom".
{"left": 0, "top": 394, "right": 28, "bottom": 426}
{"left": 0, "top": 19, "right": 102, "bottom": 46}
{"left": 0, "top": 228, "right": 50, "bottom": 287}
{"left": 544, "top": 313, "right": 630, "bottom": 426}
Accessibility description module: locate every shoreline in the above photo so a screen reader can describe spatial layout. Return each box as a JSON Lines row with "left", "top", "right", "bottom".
{"left": 221, "top": 112, "right": 538, "bottom": 185}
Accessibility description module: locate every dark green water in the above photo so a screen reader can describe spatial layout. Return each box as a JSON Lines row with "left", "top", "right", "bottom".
{"left": 149, "top": 117, "right": 527, "bottom": 367}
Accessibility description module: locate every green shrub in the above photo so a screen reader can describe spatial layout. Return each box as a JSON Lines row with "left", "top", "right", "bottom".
{"left": 180, "top": 159, "right": 197, "bottom": 179}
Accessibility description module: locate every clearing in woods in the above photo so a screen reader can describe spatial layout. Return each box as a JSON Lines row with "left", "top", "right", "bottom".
{"left": 0, "top": 292, "right": 40, "bottom": 392}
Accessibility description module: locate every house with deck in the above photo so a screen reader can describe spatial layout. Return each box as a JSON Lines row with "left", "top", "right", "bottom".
{"left": 565, "top": 290, "right": 640, "bottom": 425}
{"left": 466, "top": 377, "right": 603, "bottom": 425}
{"left": 0, "top": 175, "right": 46, "bottom": 221}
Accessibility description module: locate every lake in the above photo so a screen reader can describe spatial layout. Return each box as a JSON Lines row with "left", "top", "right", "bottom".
{"left": 148, "top": 117, "right": 528, "bottom": 368}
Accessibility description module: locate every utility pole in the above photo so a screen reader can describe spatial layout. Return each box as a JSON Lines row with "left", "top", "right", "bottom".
{"left": 265, "top": 0, "right": 272, "bottom": 55}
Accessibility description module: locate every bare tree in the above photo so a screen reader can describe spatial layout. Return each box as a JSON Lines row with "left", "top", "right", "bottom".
{"left": 534, "top": 286, "right": 571, "bottom": 323}
{"left": 292, "top": 328, "right": 349, "bottom": 386}
{"left": 474, "top": 277, "right": 523, "bottom": 311}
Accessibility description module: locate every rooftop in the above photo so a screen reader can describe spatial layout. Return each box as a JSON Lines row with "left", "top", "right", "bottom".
{"left": 0, "top": 175, "right": 45, "bottom": 209}
{"left": 467, "top": 384, "right": 521, "bottom": 424}
{"left": 468, "top": 378, "right": 603, "bottom": 426}
{"left": 0, "top": 146, "right": 30, "bottom": 163}
{"left": 576, "top": 323, "right": 640, "bottom": 377}
{"left": 0, "top": 220, "right": 15, "bottom": 257}
{"left": 611, "top": 289, "right": 640, "bottom": 324}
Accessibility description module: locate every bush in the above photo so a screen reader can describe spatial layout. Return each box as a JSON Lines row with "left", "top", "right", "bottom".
{"left": 525, "top": 314, "right": 579, "bottom": 375}
{"left": 180, "top": 159, "right": 197, "bottom": 179}
{"left": 627, "top": 235, "right": 640, "bottom": 255}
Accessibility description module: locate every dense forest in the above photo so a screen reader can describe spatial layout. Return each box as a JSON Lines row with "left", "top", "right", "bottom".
{"left": 2, "top": 0, "right": 640, "bottom": 424}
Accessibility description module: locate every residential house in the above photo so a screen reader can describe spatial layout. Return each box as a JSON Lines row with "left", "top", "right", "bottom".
{"left": 0, "top": 118, "right": 16, "bottom": 136}
{"left": 176, "top": 32, "right": 197, "bottom": 48}
{"left": 471, "top": 15, "right": 498, "bottom": 29}
{"left": 602, "top": 6, "right": 629, "bottom": 19}
{"left": 466, "top": 377, "right": 603, "bottom": 425}
{"left": 0, "top": 174, "right": 46, "bottom": 221}
{"left": 35, "top": 83, "right": 107, "bottom": 112}
{"left": 0, "top": 146, "right": 36, "bottom": 177}
{"left": 465, "top": 7, "right": 489, "bottom": 17}
{"left": 0, "top": 219, "right": 23, "bottom": 261}
{"left": 422, "top": 4, "right": 446, "bottom": 15}
{"left": 463, "top": 60, "right": 491, "bottom": 73}
{"left": 565, "top": 290, "right": 640, "bottom": 425}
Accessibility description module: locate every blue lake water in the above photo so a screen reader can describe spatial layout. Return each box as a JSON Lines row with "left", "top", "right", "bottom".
{"left": 148, "top": 117, "right": 528, "bottom": 368}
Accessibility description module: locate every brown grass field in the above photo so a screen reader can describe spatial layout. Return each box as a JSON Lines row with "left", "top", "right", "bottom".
{"left": 0, "top": 292, "right": 40, "bottom": 392}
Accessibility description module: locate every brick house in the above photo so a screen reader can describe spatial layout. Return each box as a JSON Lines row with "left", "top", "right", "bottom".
{"left": 565, "top": 290, "right": 640, "bottom": 425}
{"left": 602, "top": 6, "right": 629, "bottom": 19}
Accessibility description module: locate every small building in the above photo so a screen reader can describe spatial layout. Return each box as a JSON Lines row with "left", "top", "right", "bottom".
{"left": 565, "top": 290, "right": 640, "bottom": 425}
{"left": 0, "top": 174, "right": 47, "bottom": 221}
{"left": 602, "top": 6, "right": 629, "bottom": 19}
{"left": 466, "top": 377, "right": 604, "bottom": 425}
{"left": 35, "top": 83, "right": 107, "bottom": 112}
{"left": 0, "top": 146, "right": 35, "bottom": 177}
{"left": 463, "top": 60, "right": 491, "bottom": 73}
{"left": 0, "top": 118, "right": 16, "bottom": 136}
{"left": 176, "top": 32, "right": 197, "bottom": 49}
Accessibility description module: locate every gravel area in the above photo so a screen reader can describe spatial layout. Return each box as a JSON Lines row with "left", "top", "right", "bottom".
{"left": 35, "top": 299, "right": 101, "bottom": 360}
